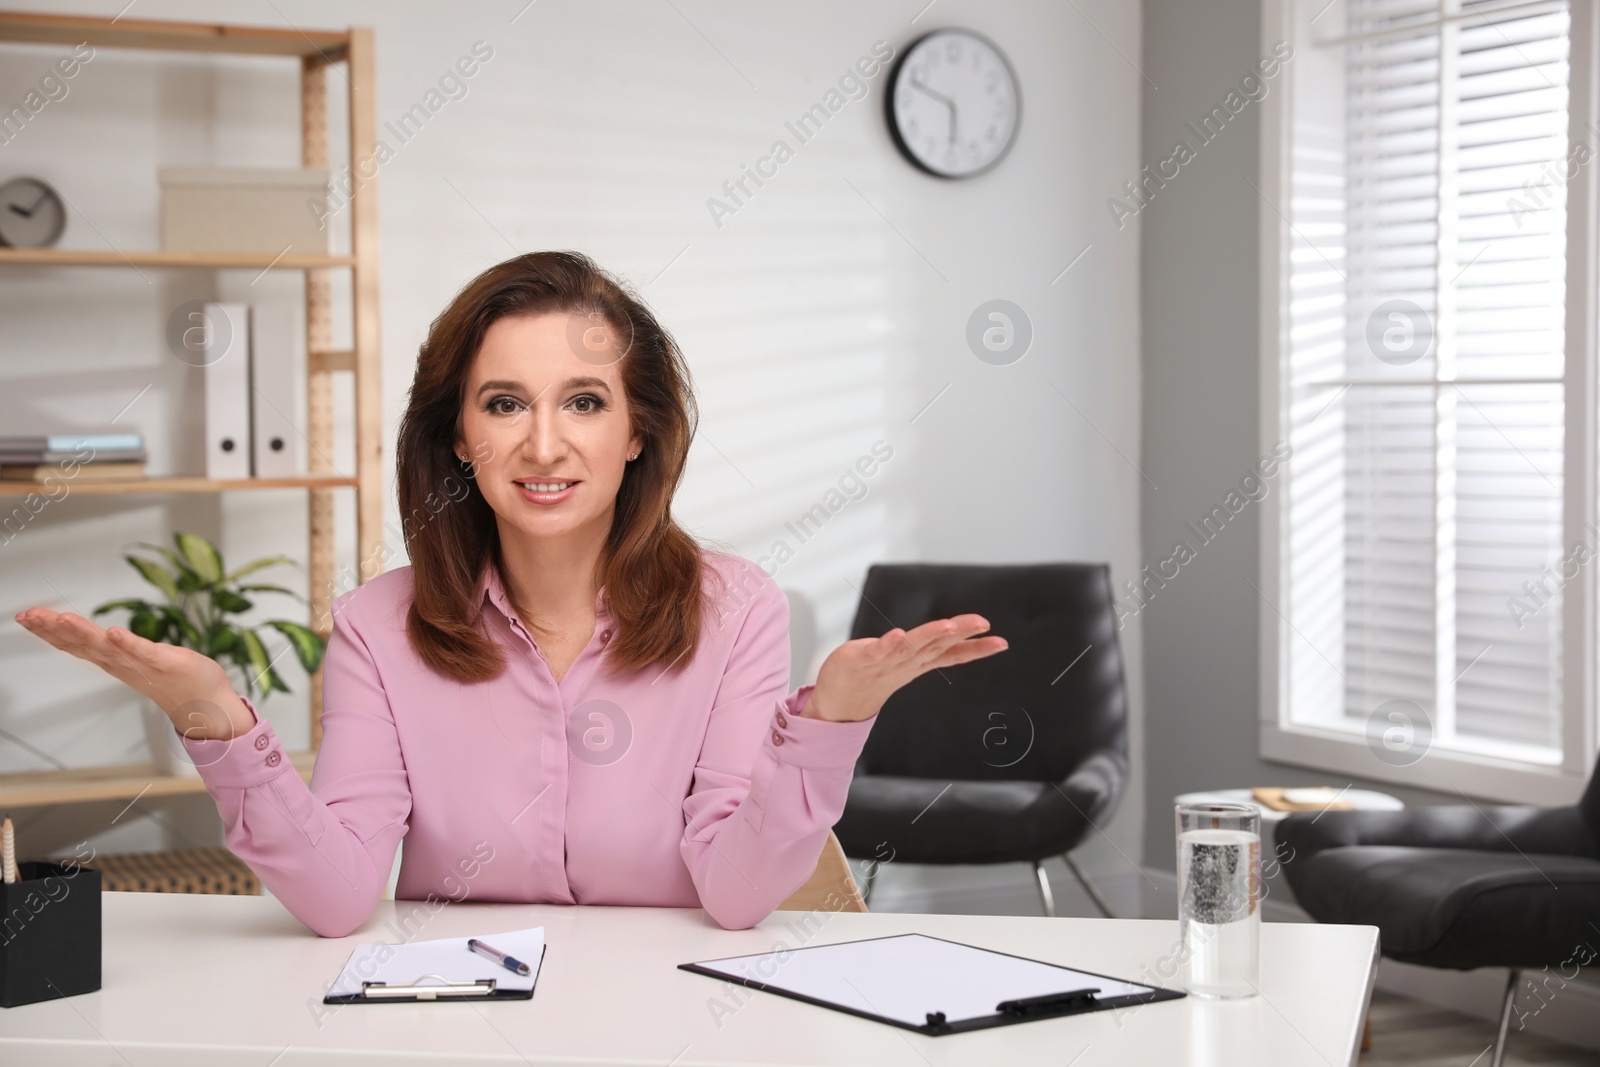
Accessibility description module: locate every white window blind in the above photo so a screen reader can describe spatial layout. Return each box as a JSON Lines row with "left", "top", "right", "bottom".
{"left": 1283, "top": 0, "right": 1573, "bottom": 765}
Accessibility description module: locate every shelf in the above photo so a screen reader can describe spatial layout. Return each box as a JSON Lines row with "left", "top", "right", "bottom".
{"left": 0, "top": 11, "right": 349, "bottom": 59}
{"left": 0, "top": 10, "right": 384, "bottom": 800}
{"left": 0, "top": 248, "right": 356, "bottom": 270}
{"left": 0, "top": 475, "right": 357, "bottom": 496}
{"left": 0, "top": 749, "right": 316, "bottom": 807}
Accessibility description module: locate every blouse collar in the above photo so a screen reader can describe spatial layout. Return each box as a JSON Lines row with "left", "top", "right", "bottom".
{"left": 474, "top": 563, "right": 611, "bottom": 623}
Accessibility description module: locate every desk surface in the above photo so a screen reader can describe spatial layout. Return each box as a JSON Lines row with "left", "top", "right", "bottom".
{"left": 1, "top": 892, "right": 1378, "bottom": 1067}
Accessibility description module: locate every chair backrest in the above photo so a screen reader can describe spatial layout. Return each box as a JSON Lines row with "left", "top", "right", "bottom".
{"left": 847, "top": 562, "right": 1127, "bottom": 783}
{"left": 777, "top": 830, "right": 867, "bottom": 912}
{"left": 1580, "top": 747, "right": 1600, "bottom": 847}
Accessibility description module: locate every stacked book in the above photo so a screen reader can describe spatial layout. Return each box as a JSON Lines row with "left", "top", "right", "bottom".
{"left": 0, "top": 433, "right": 147, "bottom": 482}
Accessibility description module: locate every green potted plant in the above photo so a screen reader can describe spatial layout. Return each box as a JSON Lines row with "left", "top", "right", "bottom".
{"left": 94, "top": 532, "right": 325, "bottom": 776}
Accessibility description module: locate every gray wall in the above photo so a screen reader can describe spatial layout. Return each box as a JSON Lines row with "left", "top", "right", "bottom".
{"left": 1138, "top": 0, "right": 1456, "bottom": 873}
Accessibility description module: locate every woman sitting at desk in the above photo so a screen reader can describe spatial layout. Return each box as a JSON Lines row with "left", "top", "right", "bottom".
{"left": 16, "top": 251, "right": 1006, "bottom": 938}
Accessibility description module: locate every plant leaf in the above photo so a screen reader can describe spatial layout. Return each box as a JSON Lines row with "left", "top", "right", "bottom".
{"left": 92, "top": 598, "right": 151, "bottom": 617}
{"left": 265, "top": 620, "right": 326, "bottom": 674}
{"left": 205, "top": 622, "right": 240, "bottom": 658}
{"left": 128, "top": 609, "right": 167, "bottom": 643}
{"left": 236, "top": 583, "right": 304, "bottom": 601}
{"left": 175, "top": 532, "right": 224, "bottom": 585}
{"left": 156, "top": 606, "right": 204, "bottom": 649}
{"left": 225, "top": 555, "right": 297, "bottom": 582}
{"left": 132, "top": 543, "right": 198, "bottom": 582}
{"left": 239, "top": 628, "right": 274, "bottom": 697}
{"left": 266, "top": 664, "right": 292, "bottom": 694}
{"left": 212, "top": 589, "right": 253, "bottom": 614}
{"left": 224, "top": 646, "right": 258, "bottom": 699}
{"left": 126, "top": 556, "right": 179, "bottom": 602}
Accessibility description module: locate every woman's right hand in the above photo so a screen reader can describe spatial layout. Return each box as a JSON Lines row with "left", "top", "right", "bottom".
{"left": 15, "top": 607, "right": 256, "bottom": 742}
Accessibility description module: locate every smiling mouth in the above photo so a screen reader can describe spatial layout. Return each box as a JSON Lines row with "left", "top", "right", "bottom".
{"left": 515, "top": 480, "right": 579, "bottom": 492}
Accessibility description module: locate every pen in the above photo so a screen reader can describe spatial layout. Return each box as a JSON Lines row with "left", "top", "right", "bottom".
{"left": 2, "top": 814, "right": 17, "bottom": 884}
{"left": 468, "top": 937, "right": 531, "bottom": 977}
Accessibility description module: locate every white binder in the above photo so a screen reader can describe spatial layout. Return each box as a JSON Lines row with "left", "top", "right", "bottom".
{"left": 248, "top": 304, "right": 300, "bottom": 477}
{"left": 202, "top": 302, "right": 251, "bottom": 480}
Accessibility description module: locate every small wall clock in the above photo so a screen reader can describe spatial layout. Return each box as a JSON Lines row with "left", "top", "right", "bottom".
{"left": 0, "top": 176, "right": 66, "bottom": 248}
{"left": 885, "top": 28, "right": 1020, "bottom": 179}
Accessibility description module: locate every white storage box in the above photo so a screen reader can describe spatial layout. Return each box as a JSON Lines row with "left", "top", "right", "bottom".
{"left": 159, "top": 167, "right": 330, "bottom": 255}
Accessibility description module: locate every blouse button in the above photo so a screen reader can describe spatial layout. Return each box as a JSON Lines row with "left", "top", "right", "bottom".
{"left": 775, "top": 711, "right": 788, "bottom": 729}
{"left": 771, "top": 728, "right": 784, "bottom": 746}
{"left": 254, "top": 734, "right": 270, "bottom": 750}
{"left": 600, "top": 628, "right": 613, "bottom": 644}
{"left": 265, "top": 750, "right": 282, "bottom": 767}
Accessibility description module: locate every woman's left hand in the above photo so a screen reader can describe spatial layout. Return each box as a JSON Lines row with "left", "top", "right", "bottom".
{"left": 802, "top": 615, "right": 1007, "bottom": 723}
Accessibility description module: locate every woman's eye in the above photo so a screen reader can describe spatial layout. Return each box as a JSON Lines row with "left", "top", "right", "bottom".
{"left": 487, "top": 396, "right": 523, "bottom": 416}
{"left": 570, "top": 394, "right": 606, "bottom": 414}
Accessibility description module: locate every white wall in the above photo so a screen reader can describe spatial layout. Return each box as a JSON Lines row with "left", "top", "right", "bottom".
{"left": 0, "top": 0, "right": 1144, "bottom": 915}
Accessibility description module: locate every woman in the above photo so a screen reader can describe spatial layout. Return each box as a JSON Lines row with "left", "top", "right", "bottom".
{"left": 15, "top": 251, "right": 1006, "bottom": 937}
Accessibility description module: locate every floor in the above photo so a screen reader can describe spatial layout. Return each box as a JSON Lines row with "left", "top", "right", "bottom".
{"left": 1364, "top": 989, "right": 1600, "bottom": 1065}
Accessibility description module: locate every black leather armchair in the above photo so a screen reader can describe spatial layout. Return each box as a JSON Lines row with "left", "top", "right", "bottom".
{"left": 831, "top": 562, "right": 1128, "bottom": 916}
{"left": 1278, "top": 764, "right": 1600, "bottom": 1066}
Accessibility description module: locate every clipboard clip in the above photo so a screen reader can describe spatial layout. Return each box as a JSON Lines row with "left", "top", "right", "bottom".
{"left": 360, "top": 974, "right": 498, "bottom": 1000}
{"left": 995, "top": 986, "right": 1101, "bottom": 1017}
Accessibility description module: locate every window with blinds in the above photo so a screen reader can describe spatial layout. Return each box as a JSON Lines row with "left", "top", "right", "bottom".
{"left": 1283, "top": 0, "right": 1573, "bottom": 764}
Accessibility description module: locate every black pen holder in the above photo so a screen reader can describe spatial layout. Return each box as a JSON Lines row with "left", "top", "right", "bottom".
{"left": 0, "top": 861, "right": 102, "bottom": 1008}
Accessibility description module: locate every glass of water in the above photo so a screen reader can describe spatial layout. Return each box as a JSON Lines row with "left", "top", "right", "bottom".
{"left": 1175, "top": 802, "right": 1260, "bottom": 998}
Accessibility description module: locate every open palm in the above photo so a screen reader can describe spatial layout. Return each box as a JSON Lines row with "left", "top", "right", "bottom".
{"left": 15, "top": 607, "right": 253, "bottom": 739}
{"left": 805, "top": 614, "right": 1007, "bottom": 723}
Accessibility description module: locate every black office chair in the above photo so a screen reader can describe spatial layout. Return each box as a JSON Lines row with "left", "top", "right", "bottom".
{"left": 1277, "top": 760, "right": 1600, "bottom": 1067}
{"left": 831, "top": 562, "right": 1128, "bottom": 917}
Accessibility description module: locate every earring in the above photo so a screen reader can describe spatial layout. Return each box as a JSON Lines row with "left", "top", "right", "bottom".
{"left": 629, "top": 452, "right": 639, "bottom": 460}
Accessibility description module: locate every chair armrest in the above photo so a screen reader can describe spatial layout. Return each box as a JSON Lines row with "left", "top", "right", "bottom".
{"left": 1054, "top": 749, "right": 1128, "bottom": 829}
{"left": 1278, "top": 804, "right": 1596, "bottom": 864}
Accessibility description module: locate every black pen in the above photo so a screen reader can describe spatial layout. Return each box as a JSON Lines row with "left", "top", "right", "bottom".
{"left": 468, "top": 938, "right": 531, "bottom": 977}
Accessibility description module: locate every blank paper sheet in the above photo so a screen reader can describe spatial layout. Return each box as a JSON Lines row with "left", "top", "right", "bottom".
{"left": 688, "top": 933, "right": 1157, "bottom": 1026}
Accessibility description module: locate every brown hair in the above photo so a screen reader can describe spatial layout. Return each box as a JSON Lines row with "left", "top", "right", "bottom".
{"left": 395, "top": 250, "right": 714, "bottom": 683}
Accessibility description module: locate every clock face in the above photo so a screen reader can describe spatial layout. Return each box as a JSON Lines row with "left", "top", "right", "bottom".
{"left": 887, "top": 29, "right": 1020, "bottom": 179}
{"left": 0, "top": 177, "right": 66, "bottom": 248}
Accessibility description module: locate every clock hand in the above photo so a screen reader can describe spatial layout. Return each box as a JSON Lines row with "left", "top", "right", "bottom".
{"left": 22, "top": 189, "right": 49, "bottom": 213}
{"left": 909, "top": 76, "right": 956, "bottom": 111}
{"left": 8, "top": 202, "right": 33, "bottom": 219}
{"left": 910, "top": 78, "right": 959, "bottom": 146}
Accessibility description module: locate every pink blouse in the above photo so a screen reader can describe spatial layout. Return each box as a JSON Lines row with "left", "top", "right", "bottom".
{"left": 180, "top": 550, "right": 878, "bottom": 937}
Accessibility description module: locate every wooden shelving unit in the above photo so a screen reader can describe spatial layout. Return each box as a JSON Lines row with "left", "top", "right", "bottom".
{"left": 0, "top": 10, "right": 385, "bottom": 808}
{"left": 0, "top": 475, "right": 359, "bottom": 496}
{"left": 0, "top": 248, "right": 357, "bottom": 268}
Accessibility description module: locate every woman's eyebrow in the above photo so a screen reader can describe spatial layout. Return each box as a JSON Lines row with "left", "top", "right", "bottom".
{"left": 475, "top": 376, "right": 613, "bottom": 398}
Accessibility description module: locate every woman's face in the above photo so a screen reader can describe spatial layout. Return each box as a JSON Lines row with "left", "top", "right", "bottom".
{"left": 457, "top": 311, "right": 642, "bottom": 549}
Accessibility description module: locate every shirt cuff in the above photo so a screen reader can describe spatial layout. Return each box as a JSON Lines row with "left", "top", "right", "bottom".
{"left": 768, "top": 683, "right": 876, "bottom": 769}
{"left": 179, "top": 698, "right": 292, "bottom": 787}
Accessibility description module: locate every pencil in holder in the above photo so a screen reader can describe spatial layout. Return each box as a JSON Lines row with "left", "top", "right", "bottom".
{"left": 0, "top": 861, "right": 102, "bottom": 1008}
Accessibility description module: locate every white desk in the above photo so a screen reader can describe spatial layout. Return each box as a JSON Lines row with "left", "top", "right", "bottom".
{"left": 0, "top": 892, "right": 1378, "bottom": 1066}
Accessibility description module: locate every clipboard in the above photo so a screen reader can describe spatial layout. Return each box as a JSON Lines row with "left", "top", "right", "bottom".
{"left": 323, "top": 926, "right": 546, "bottom": 1004}
{"left": 680, "top": 932, "right": 1184, "bottom": 1035}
